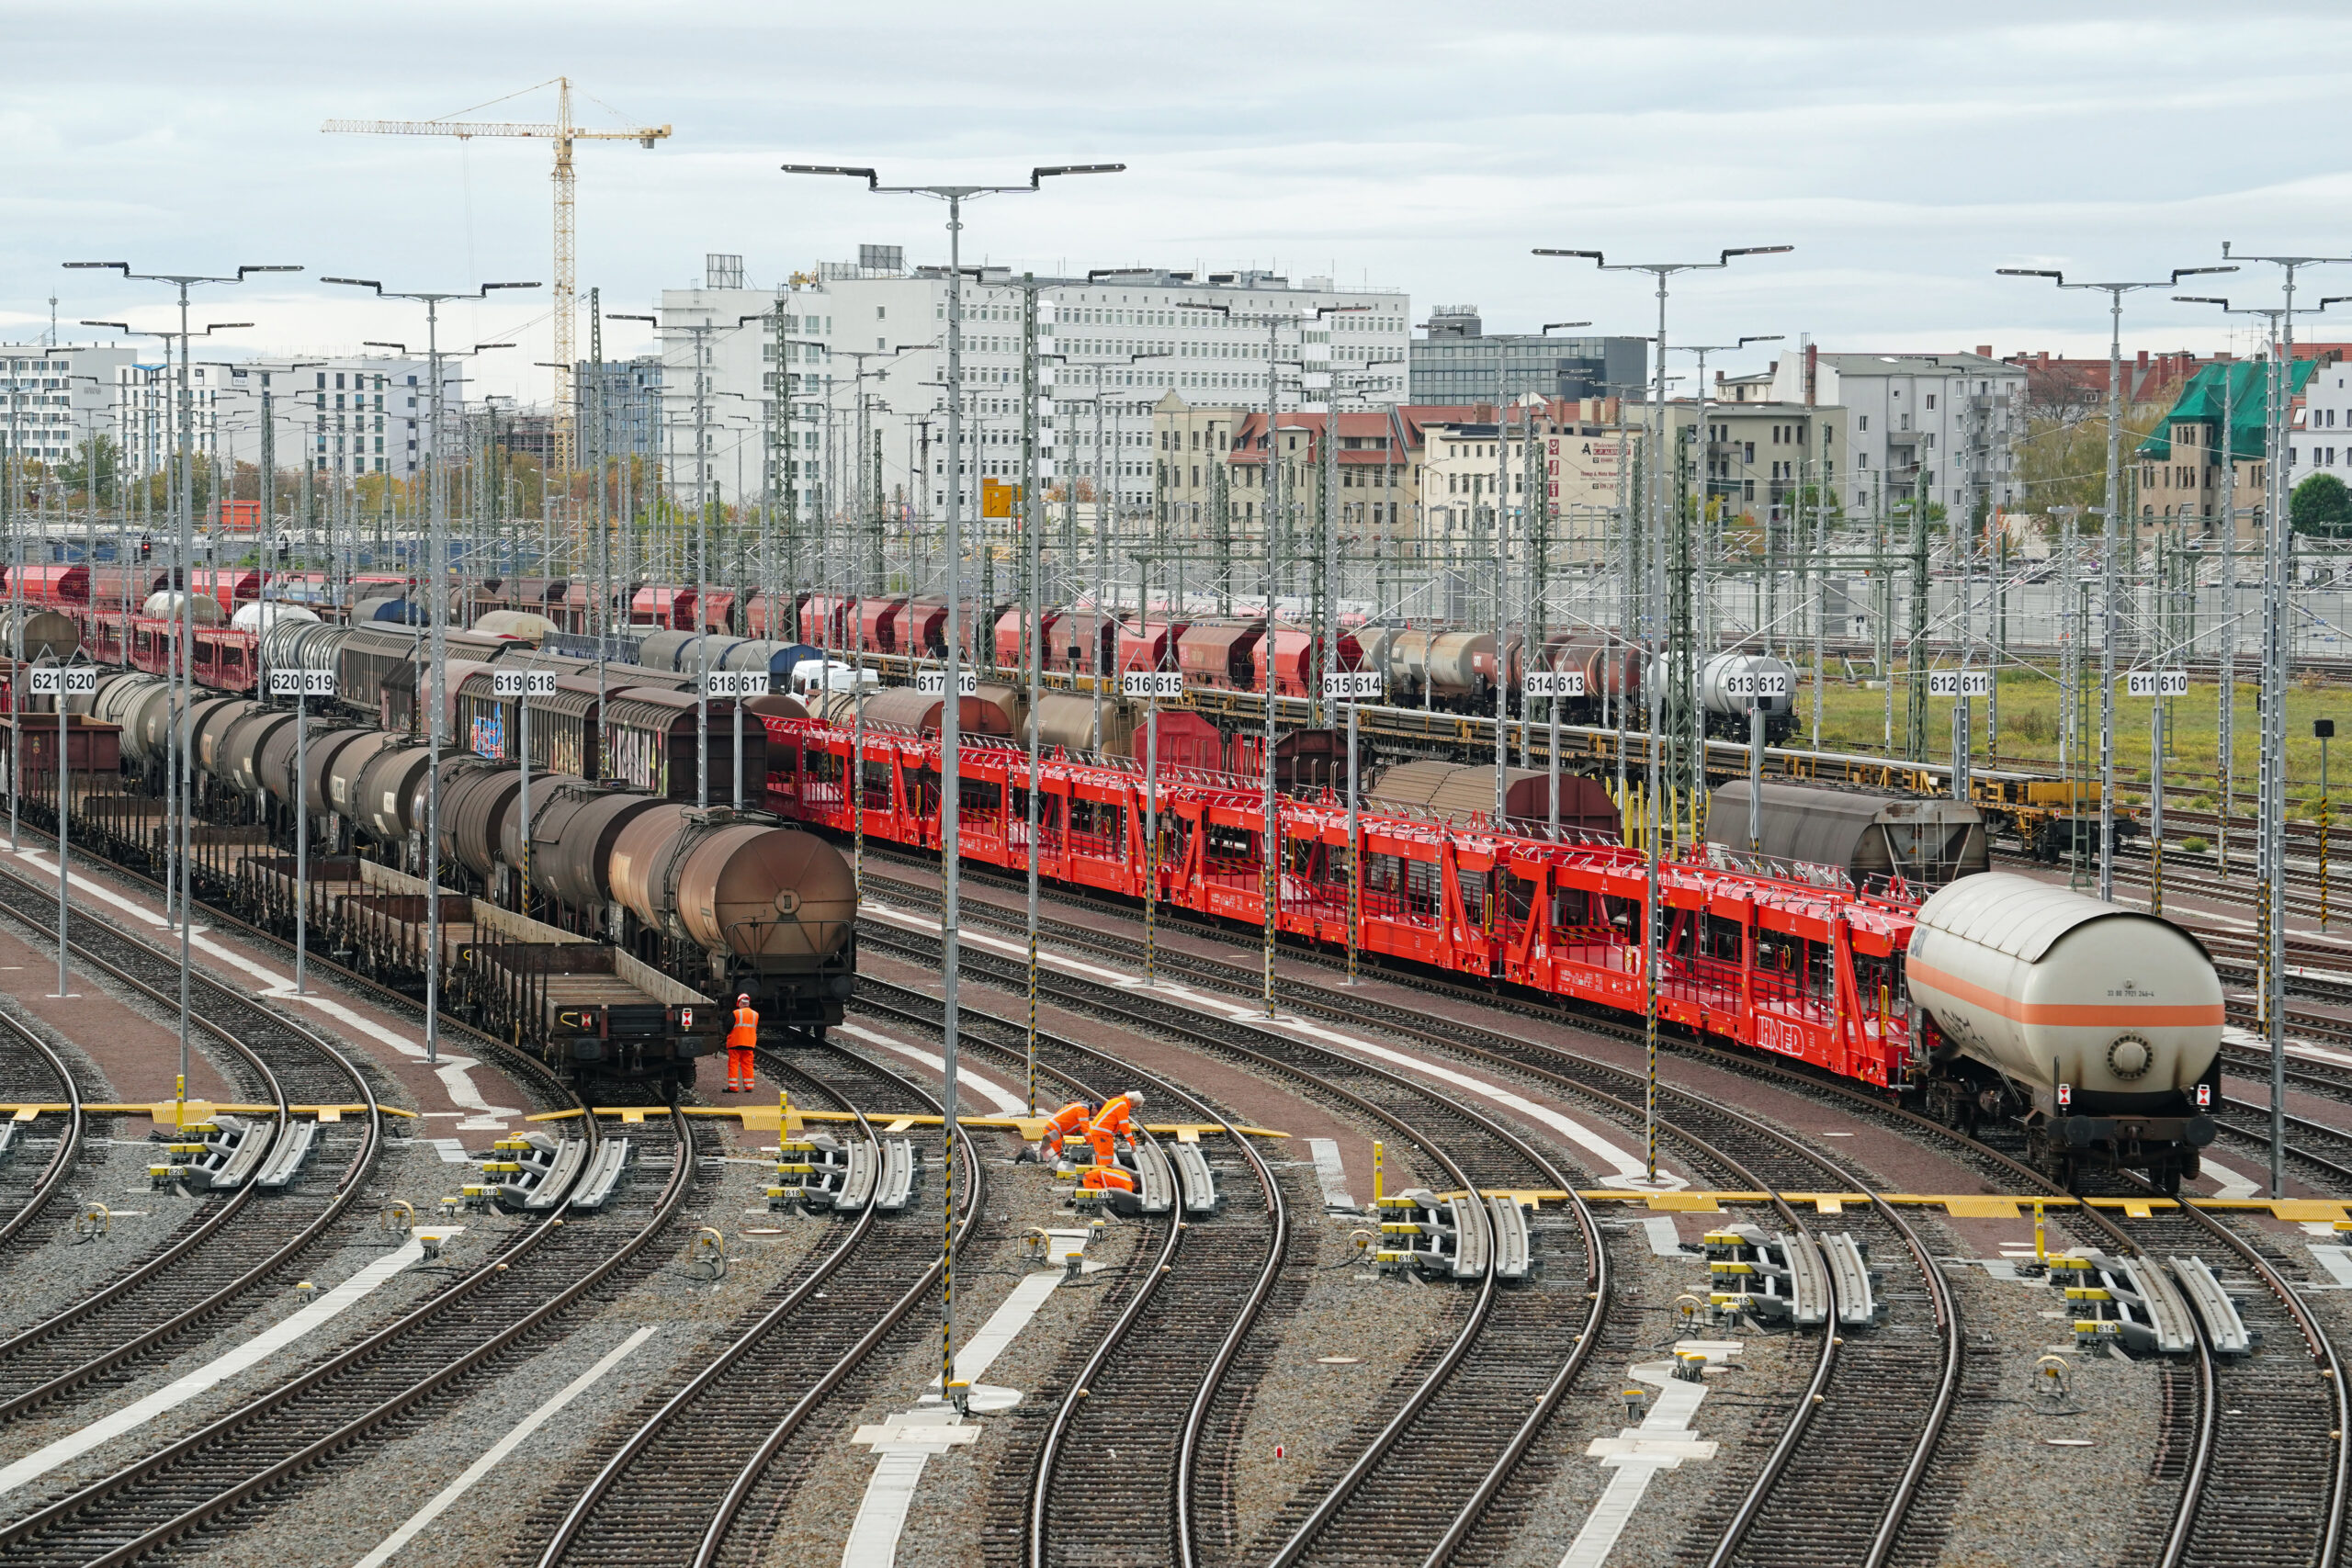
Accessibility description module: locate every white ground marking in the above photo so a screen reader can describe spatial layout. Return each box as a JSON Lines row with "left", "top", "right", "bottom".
{"left": 835, "top": 1022, "right": 1027, "bottom": 1116}
{"left": 1306, "top": 1138, "right": 1356, "bottom": 1210}
{"left": 0, "top": 1232, "right": 444, "bottom": 1495}
{"left": 2196, "top": 1152, "right": 2261, "bottom": 1201}
{"left": 349, "top": 1325, "right": 658, "bottom": 1568}
{"left": 1557, "top": 1345, "right": 1739, "bottom": 1568}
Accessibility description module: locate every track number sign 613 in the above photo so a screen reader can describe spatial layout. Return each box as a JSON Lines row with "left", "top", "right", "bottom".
{"left": 267, "top": 669, "right": 336, "bottom": 698}
{"left": 1523, "top": 671, "right": 1588, "bottom": 698}
{"left": 492, "top": 671, "right": 559, "bottom": 698}
{"left": 915, "top": 669, "right": 979, "bottom": 697}
{"left": 1124, "top": 671, "right": 1185, "bottom": 699}
{"left": 1724, "top": 670, "right": 1791, "bottom": 699}
{"left": 2127, "top": 671, "right": 2189, "bottom": 697}
{"left": 27, "top": 667, "right": 97, "bottom": 697}
{"left": 1927, "top": 671, "right": 1992, "bottom": 698}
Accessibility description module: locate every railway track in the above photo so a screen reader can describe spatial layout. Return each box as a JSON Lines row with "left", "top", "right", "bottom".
{"left": 0, "top": 1013, "right": 85, "bottom": 1256}
{"left": 0, "top": 857, "right": 383, "bottom": 1423}
{"left": 521, "top": 1043, "right": 982, "bottom": 1568}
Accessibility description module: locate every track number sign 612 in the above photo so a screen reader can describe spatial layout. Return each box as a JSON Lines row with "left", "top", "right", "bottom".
{"left": 267, "top": 669, "right": 336, "bottom": 698}
{"left": 1523, "top": 671, "right": 1588, "bottom": 698}
{"left": 1322, "top": 671, "right": 1382, "bottom": 699}
{"left": 915, "top": 669, "right": 979, "bottom": 697}
{"left": 1124, "top": 671, "right": 1184, "bottom": 699}
{"left": 1724, "top": 670, "right": 1791, "bottom": 699}
{"left": 492, "top": 671, "right": 559, "bottom": 698}
{"left": 1927, "top": 671, "right": 1992, "bottom": 698}
{"left": 27, "top": 667, "right": 97, "bottom": 697}
{"left": 2127, "top": 671, "right": 2189, "bottom": 698}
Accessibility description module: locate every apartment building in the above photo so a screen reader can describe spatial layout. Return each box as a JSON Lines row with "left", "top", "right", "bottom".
{"left": 1766, "top": 348, "right": 2023, "bottom": 515}
{"left": 2132, "top": 356, "right": 2315, "bottom": 540}
{"left": 1408, "top": 306, "right": 1648, "bottom": 406}
{"left": 1, "top": 342, "right": 137, "bottom": 467}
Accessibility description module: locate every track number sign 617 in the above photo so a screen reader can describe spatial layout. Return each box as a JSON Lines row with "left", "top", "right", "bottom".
{"left": 27, "top": 667, "right": 97, "bottom": 697}
{"left": 1928, "top": 671, "right": 1992, "bottom": 698}
{"left": 703, "top": 671, "right": 770, "bottom": 698}
{"left": 2127, "top": 671, "right": 2189, "bottom": 697}
{"left": 493, "top": 671, "right": 559, "bottom": 698}
{"left": 915, "top": 669, "right": 979, "bottom": 697}
{"left": 1523, "top": 671, "right": 1588, "bottom": 698}
{"left": 267, "top": 669, "right": 336, "bottom": 698}
{"left": 1124, "top": 671, "right": 1184, "bottom": 699}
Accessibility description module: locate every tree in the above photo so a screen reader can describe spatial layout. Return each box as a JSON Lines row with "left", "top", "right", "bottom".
{"left": 2292, "top": 471, "right": 2352, "bottom": 536}
{"left": 57, "top": 434, "right": 120, "bottom": 500}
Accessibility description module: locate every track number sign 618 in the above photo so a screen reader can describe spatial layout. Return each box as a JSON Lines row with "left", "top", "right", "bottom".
{"left": 267, "top": 669, "right": 336, "bottom": 698}
{"left": 2127, "top": 671, "right": 2189, "bottom": 697}
{"left": 915, "top": 669, "right": 979, "bottom": 697}
{"left": 1322, "top": 671, "right": 1382, "bottom": 699}
{"left": 1928, "top": 671, "right": 1992, "bottom": 698}
{"left": 703, "top": 671, "right": 770, "bottom": 698}
{"left": 493, "top": 670, "right": 559, "bottom": 698}
{"left": 1523, "top": 671, "right": 1588, "bottom": 698}
{"left": 27, "top": 667, "right": 97, "bottom": 697}
{"left": 1124, "top": 671, "right": 1184, "bottom": 699}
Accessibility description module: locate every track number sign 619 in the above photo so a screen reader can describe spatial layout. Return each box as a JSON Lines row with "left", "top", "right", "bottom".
{"left": 2128, "top": 671, "right": 2189, "bottom": 697}
{"left": 493, "top": 670, "right": 559, "bottom": 698}
{"left": 27, "top": 667, "right": 97, "bottom": 697}
{"left": 916, "top": 669, "right": 979, "bottom": 697}
{"left": 1523, "top": 671, "right": 1588, "bottom": 698}
{"left": 1124, "top": 671, "right": 1184, "bottom": 699}
{"left": 1927, "top": 671, "right": 1992, "bottom": 698}
{"left": 268, "top": 669, "right": 336, "bottom": 698}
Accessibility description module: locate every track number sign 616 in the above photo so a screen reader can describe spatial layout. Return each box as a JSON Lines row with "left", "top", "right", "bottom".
{"left": 1523, "top": 671, "right": 1588, "bottom": 698}
{"left": 2127, "top": 671, "right": 2189, "bottom": 697}
{"left": 492, "top": 670, "right": 559, "bottom": 698}
{"left": 915, "top": 669, "right": 979, "bottom": 697}
{"left": 1927, "top": 671, "right": 1992, "bottom": 698}
{"left": 1322, "top": 671, "right": 1382, "bottom": 699}
{"left": 27, "top": 667, "right": 97, "bottom": 697}
{"left": 267, "top": 669, "right": 336, "bottom": 698}
{"left": 1124, "top": 671, "right": 1184, "bottom": 699}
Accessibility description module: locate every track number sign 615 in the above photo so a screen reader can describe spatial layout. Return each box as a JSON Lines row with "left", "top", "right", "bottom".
{"left": 1322, "top": 671, "right": 1382, "bottom": 699}
{"left": 27, "top": 667, "right": 97, "bottom": 697}
{"left": 1124, "top": 671, "right": 1184, "bottom": 699}
{"left": 1523, "top": 671, "right": 1588, "bottom": 698}
{"left": 267, "top": 669, "right": 336, "bottom": 698}
{"left": 1927, "top": 671, "right": 1992, "bottom": 698}
{"left": 2127, "top": 671, "right": 2189, "bottom": 697}
{"left": 493, "top": 670, "right": 559, "bottom": 698}
{"left": 915, "top": 669, "right": 979, "bottom": 697}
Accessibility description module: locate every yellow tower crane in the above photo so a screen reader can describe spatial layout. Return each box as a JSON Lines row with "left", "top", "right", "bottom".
{"left": 324, "top": 77, "right": 671, "bottom": 477}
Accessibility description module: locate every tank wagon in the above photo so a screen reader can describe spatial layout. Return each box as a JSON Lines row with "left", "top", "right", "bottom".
{"left": 1706, "top": 780, "right": 1987, "bottom": 894}
{"left": 1650, "top": 651, "right": 1800, "bottom": 741}
{"left": 1905, "top": 873, "right": 2220, "bottom": 1190}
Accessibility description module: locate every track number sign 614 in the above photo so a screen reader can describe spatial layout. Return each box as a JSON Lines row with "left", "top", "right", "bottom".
{"left": 915, "top": 669, "right": 979, "bottom": 697}
{"left": 2127, "top": 671, "right": 2189, "bottom": 698}
{"left": 1927, "top": 671, "right": 1992, "bottom": 698}
{"left": 1322, "top": 671, "right": 1382, "bottom": 699}
{"left": 1523, "top": 671, "right": 1588, "bottom": 698}
{"left": 267, "top": 669, "right": 336, "bottom": 698}
{"left": 493, "top": 670, "right": 559, "bottom": 698}
{"left": 27, "top": 667, "right": 97, "bottom": 696}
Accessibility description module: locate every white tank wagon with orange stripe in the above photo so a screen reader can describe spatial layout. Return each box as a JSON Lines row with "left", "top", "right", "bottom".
{"left": 1904, "top": 873, "right": 2221, "bottom": 1193}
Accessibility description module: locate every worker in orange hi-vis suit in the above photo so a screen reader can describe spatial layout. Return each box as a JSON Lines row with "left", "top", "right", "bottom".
{"left": 1090, "top": 1089, "right": 1145, "bottom": 1140}
{"left": 1077, "top": 1089, "right": 1148, "bottom": 1192}
{"left": 725, "top": 994, "right": 759, "bottom": 1093}
{"left": 1034, "top": 1100, "right": 1094, "bottom": 1163}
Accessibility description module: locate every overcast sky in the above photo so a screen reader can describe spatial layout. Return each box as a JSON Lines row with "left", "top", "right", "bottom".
{"left": 6, "top": 1, "right": 2349, "bottom": 402}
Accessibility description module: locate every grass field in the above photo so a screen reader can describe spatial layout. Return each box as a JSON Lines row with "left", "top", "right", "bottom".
{"left": 1802, "top": 665, "right": 2352, "bottom": 818}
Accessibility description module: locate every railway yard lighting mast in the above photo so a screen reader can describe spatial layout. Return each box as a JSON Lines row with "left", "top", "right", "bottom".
{"left": 784, "top": 157, "right": 1122, "bottom": 1417}
{"left": 325, "top": 276, "right": 540, "bottom": 1067}
{"left": 1995, "top": 263, "right": 2234, "bottom": 901}
{"left": 1536, "top": 244, "right": 1790, "bottom": 1183}
{"left": 64, "top": 259, "right": 295, "bottom": 1125}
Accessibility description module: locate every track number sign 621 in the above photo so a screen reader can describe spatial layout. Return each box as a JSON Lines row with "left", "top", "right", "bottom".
{"left": 492, "top": 671, "right": 559, "bottom": 698}
{"left": 1124, "top": 671, "right": 1185, "bottom": 699}
{"left": 267, "top": 669, "right": 336, "bottom": 698}
{"left": 915, "top": 669, "right": 979, "bottom": 697}
{"left": 1927, "top": 671, "right": 1992, "bottom": 698}
{"left": 1523, "top": 671, "right": 1588, "bottom": 698}
{"left": 27, "top": 667, "right": 97, "bottom": 697}
{"left": 2127, "top": 671, "right": 2189, "bottom": 697}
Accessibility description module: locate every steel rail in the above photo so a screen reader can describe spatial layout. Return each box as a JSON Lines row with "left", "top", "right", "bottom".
{"left": 0, "top": 1011, "right": 84, "bottom": 1250}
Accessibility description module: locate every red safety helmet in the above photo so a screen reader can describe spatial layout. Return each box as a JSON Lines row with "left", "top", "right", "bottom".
{"left": 737, "top": 993, "right": 751, "bottom": 1006}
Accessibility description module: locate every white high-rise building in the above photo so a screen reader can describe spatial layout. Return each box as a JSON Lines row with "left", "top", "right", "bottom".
{"left": 115, "top": 354, "right": 430, "bottom": 482}
{"left": 648, "top": 252, "right": 1408, "bottom": 515}
{"left": 2, "top": 342, "right": 137, "bottom": 468}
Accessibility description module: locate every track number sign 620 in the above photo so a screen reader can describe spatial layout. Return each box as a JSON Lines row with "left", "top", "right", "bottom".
{"left": 27, "top": 667, "right": 97, "bottom": 697}
{"left": 1524, "top": 671, "right": 1588, "bottom": 698}
{"left": 2128, "top": 671, "right": 2189, "bottom": 697}
{"left": 268, "top": 668, "right": 336, "bottom": 698}
{"left": 1928, "top": 671, "right": 1992, "bottom": 698}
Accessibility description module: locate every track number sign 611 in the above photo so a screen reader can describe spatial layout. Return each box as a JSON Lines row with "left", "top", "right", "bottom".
{"left": 1523, "top": 671, "right": 1588, "bottom": 698}
{"left": 915, "top": 669, "right": 979, "bottom": 697}
{"left": 1124, "top": 671, "right": 1184, "bottom": 699}
{"left": 267, "top": 668, "right": 336, "bottom": 698}
{"left": 27, "top": 667, "right": 97, "bottom": 697}
{"left": 1322, "top": 671, "right": 1382, "bottom": 699}
{"left": 493, "top": 670, "right": 559, "bottom": 698}
{"left": 2128, "top": 671, "right": 2189, "bottom": 698}
{"left": 703, "top": 671, "right": 770, "bottom": 698}
{"left": 1928, "top": 671, "right": 1992, "bottom": 698}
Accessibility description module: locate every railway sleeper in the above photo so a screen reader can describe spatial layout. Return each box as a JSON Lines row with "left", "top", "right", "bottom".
{"left": 1705, "top": 1224, "right": 1836, "bottom": 1329}
{"left": 148, "top": 1112, "right": 277, "bottom": 1194}
{"left": 1373, "top": 1188, "right": 1535, "bottom": 1282}
{"left": 2048, "top": 1252, "right": 2205, "bottom": 1356}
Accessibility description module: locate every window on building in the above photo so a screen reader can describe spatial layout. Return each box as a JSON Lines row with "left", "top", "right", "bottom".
{"left": 1858, "top": 414, "right": 1868, "bottom": 432}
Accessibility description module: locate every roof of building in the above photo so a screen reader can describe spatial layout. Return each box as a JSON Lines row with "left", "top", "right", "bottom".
{"left": 1818, "top": 351, "right": 2017, "bottom": 375}
{"left": 2135, "top": 358, "right": 2319, "bottom": 461}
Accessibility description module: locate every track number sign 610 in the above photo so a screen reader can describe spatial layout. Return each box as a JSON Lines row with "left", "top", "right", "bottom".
{"left": 27, "top": 667, "right": 97, "bottom": 697}
{"left": 1524, "top": 671, "right": 1588, "bottom": 698}
{"left": 268, "top": 669, "right": 336, "bottom": 698}
{"left": 2128, "top": 671, "right": 2189, "bottom": 698}
{"left": 493, "top": 670, "right": 559, "bottom": 698}
{"left": 1322, "top": 671, "right": 1382, "bottom": 699}
{"left": 1124, "top": 671, "right": 1185, "bottom": 699}
{"left": 915, "top": 669, "right": 979, "bottom": 697}
{"left": 1928, "top": 671, "right": 1992, "bottom": 698}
